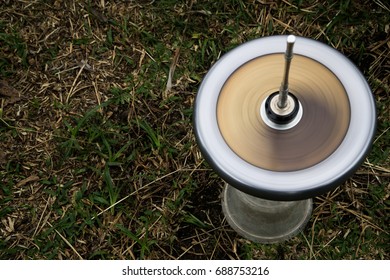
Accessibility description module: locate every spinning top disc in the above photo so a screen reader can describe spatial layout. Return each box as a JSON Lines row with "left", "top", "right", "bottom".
{"left": 217, "top": 54, "right": 350, "bottom": 171}
{"left": 194, "top": 35, "right": 376, "bottom": 201}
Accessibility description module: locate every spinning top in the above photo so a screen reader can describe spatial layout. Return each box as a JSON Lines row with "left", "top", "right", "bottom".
{"left": 194, "top": 35, "right": 376, "bottom": 243}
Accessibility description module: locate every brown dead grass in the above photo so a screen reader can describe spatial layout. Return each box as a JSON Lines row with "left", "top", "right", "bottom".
{"left": 0, "top": 0, "right": 389, "bottom": 260}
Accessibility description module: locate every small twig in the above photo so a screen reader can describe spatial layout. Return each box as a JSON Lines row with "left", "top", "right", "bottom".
{"left": 32, "top": 196, "right": 51, "bottom": 238}
{"left": 308, "top": 215, "right": 320, "bottom": 260}
{"left": 155, "top": 243, "right": 177, "bottom": 260}
{"left": 15, "top": 175, "right": 40, "bottom": 189}
{"left": 373, "top": 126, "right": 390, "bottom": 144}
{"left": 177, "top": 244, "right": 196, "bottom": 260}
{"left": 47, "top": 221, "right": 84, "bottom": 260}
{"left": 363, "top": 160, "right": 390, "bottom": 173}
{"left": 93, "top": 80, "right": 103, "bottom": 114}
{"left": 210, "top": 231, "right": 222, "bottom": 260}
{"left": 373, "top": 0, "right": 390, "bottom": 12}
{"left": 165, "top": 48, "right": 180, "bottom": 96}
{"left": 340, "top": 206, "right": 387, "bottom": 233}
{"left": 313, "top": 230, "right": 342, "bottom": 258}
{"left": 66, "top": 62, "right": 86, "bottom": 104}
{"left": 302, "top": 232, "right": 315, "bottom": 260}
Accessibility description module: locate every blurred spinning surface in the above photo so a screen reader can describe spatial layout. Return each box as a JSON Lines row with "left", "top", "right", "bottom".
{"left": 217, "top": 54, "right": 350, "bottom": 171}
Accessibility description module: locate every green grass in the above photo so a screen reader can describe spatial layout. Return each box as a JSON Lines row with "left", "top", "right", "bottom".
{"left": 0, "top": 21, "right": 28, "bottom": 76}
{"left": 0, "top": 0, "right": 389, "bottom": 260}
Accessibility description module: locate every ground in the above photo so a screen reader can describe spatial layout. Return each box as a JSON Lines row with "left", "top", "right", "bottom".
{"left": 0, "top": 0, "right": 389, "bottom": 259}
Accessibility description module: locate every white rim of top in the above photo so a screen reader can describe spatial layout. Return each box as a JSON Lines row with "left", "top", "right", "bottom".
{"left": 194, "top": 35, "right": 376, "bottom": 200}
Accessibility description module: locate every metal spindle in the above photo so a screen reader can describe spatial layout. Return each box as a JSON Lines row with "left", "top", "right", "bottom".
{"left": 278, "top": 35, "right": 296, "bottom": 109}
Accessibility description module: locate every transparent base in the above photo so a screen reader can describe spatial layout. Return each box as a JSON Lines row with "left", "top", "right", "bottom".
{"left": 222, "top": 184, "right": 312, "bottom": 243}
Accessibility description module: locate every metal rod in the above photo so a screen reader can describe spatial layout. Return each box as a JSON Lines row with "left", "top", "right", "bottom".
{"left": 278, "top": 35, "right": 296, "bottom": 109}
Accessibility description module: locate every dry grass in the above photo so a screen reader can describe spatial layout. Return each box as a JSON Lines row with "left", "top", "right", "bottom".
{"left": 0, "top": 0, "right": 389, "bottom": 259}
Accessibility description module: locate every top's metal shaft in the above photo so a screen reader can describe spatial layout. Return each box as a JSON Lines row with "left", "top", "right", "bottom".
{"left": 278, "top": 35, "right": 296, "bottom": 109}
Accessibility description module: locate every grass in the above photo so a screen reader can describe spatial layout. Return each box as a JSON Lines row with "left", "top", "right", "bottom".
{"left": 0, "top": 0, "right": 389, "bottom": 259}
